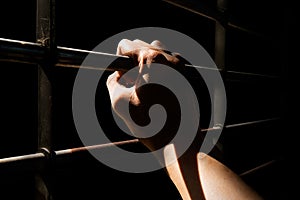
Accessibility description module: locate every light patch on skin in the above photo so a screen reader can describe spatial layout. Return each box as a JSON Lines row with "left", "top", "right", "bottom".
{"left": 164, "top": 144, "right": 192, "bottom": 200}
{"left": 197, "top": 152, "right": 264, "bottom": 200}
{"left": 142, "top": 73, "right": 150, "bottom": 83}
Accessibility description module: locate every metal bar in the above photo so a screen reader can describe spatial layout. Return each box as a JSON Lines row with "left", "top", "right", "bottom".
{"left": 239, "top": 159, "right": 277, "bottom": 177}
{"left": 227, "top": 22, "right": 265, "bottom": 38}
{"left": 226, "top": 70, "right": 280, "bottom": 80}
{"left": 0, "top": 38, "right": 211, "bottom": 72}
{"left": 57, "top": 46, "right": 133, "bottom": 71}
{"left": 0, "top": 38, "right": 132, "bottom": 71}
{"left": 36, "top": 0, "right": 55, "bottom": 152}
{"left": 214, "top": 22, "right": 226, "bottom": 71}
{"left": 0, "top": 118, "right": 279, "bottom": 167}
{"left": 213, "top": 0, "right": 227, "bottom": 129}
{"left": 215, "top": 0, "right": 227, "bottom": 71}
{"left": 0, "top": 38, "right": 280, "bottom": 80}
{"left": 225, "top": 118, "right": 280, "bottom": 129}
{"left": 36, "top": 0, "right": 56, "bottom": 199}
{"left": 162, "top": 0, "right": 218, "bottom": 22}
{"left": 0, "top": 139, "right": 139, "bottom": 166}
{"left": 0, "top": 38, "right": 45, "bottom": 64}
{"left": 55, "top": 139, "right": 139, "bottom": 156}
{"left": 162, "top": 0, "right": 265, "bottom": 38}
{"left": 0, "top": 153, "right": 45, "bottom": 165}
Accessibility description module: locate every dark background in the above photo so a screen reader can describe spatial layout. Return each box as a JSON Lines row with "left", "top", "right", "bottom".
{"left": 0, "top": 0, "right": 294, "bottom": 199}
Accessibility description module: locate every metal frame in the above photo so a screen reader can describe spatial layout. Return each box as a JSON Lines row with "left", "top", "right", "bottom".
{"left": 0, "top": 38, "right": 280, "bottom": 80}
{"left": 0, "top": 117, "right": 280, "bottom": 165}
{"left": 0, "top": 0, "right": 283, "bottom": 199}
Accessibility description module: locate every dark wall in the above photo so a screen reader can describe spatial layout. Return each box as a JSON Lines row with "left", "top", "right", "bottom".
{"left": 0, "top": 1, "right": 213, "bottom": 199}
{"left": 0, "top": 0, "right": 293, "bottom": 199}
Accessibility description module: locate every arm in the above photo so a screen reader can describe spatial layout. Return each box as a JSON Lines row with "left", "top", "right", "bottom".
{"left": 106, "top": 39, "right": 263, "bottom": 200}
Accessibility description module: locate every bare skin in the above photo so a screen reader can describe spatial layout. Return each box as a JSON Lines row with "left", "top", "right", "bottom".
{"left": 106, "top": 39, "right": 263, "bottom": 200}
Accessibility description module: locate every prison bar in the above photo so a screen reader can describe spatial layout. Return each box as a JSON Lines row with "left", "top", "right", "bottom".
{"left": 0, "top": 153, "right": 45, "bottom": 165}
{"left": 36, "top": 0, "right": 56, "bottom": 199}
{"left": 0, "top": 139, "right": 140, "bottom": 165}
{"left": 0, "top": 38, "right": 133, "bottom": 71}
{"left": 225, "top": 118, "right": 280, "bottom": 129}
{"left": 0, "top": 37, "right": 215, "bottom": 71}
{"left": 0, "top": 118, "right": 280, "bottom": 181}
{"left": 0, "top": 2, "right": 284, "bottom": 200}
{"left": 162, "top": 0, "right": 266, "bottom": 38}
{"left": 55, "top": 139, "right": 139, "bottom": 156}
{"left": 0, "top": 38, "right": 279, "bottom": 80}
{"left": 0, "top": 117, "right": 280, "bottom": 166}
{"left": 162, "top": 0, "right": 218, "bottom": 22}
{"left": 213, "top": 0, "right": 227, "bottom": 127}
{"left": 239, "top": 159, "right": 277, "bottom": 177}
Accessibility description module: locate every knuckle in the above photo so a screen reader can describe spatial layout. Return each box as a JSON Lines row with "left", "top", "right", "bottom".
{"left": 106, "top": 73, "right": 116, "bottom": 87}
{"left": 118, "top": 38, "right": 130, "bottom": 46}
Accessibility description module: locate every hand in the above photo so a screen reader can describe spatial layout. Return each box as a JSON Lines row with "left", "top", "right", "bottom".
{"left": 106, "top": 39, "right": 189, "bottom": 151}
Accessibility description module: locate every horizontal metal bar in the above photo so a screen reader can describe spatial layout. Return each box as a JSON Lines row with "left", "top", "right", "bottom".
{"left": 0, "top": 38, "right": 45, "bottom": 64}
{"left": 0, "top": 38, "right": 134, "bottom": 71}
{"left": 56, "top": 46, "right": 134, "bottom": 71}
{"left": 55, "top": 139, "right": 139, "bottom": 156}
{"left": 225, "top": 118, "right": 280, "bottom": 129}
{"left": 0, "top": 38, "right": 216, "bottom": 71}
{"left": 227, "top": 22, "right": 265, "bottom": 38}
{"left": 0, "top": 38, "right": 280, "bottom": 80}
{"left": 0, "top": 118, "right": 279, "bottom": 167}
{"left": 226, "top": 70, "right": 280, "bottom": 81}
{"left": 239, "top": 159, "right": 277, "bottom": 177}
{"left": 162, "top": 0, "right": 218, "bottom": 22}
{"left": 0, "top": 139, "right": 139, "bottom": 169}
{"left": 0, "top": 152, "right": 45, "bottom": 165}
{"left": 162, "top": 0, "right": 265, "bottom": 38}
{"left": 202, "top": 118, "right": 280, "bottom": 134}
{"left": 0, "top": 38, "right": 221, "bottom": 73}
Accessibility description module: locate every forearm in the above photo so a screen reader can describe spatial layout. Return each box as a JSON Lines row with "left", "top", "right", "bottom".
{"left": 163, "top": 145, "right": 264, "bottom": 200}
{"left": 163, "top": 144, "right": 206, "bottom": 200}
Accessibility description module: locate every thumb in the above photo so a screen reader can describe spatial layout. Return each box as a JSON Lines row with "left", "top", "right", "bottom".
{"left": 106, "top": 72, "right": 135, "bottom": 116}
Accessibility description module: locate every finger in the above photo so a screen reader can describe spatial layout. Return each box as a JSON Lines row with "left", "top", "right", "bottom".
{"left": 106, "top": 72, "right": 134, "bottom": 107}
{"left": 116, "top": 39, "right": 150, "bottom": 56}
{"left": 132, "top": 39, "right": 166, "bottom": 51}
{"left": 116, "top": 39, "right": 148, "bottom": 76}
{"left": 150, "top": 40, "right": 167, "bottom": 50}
{"left": 106, "top": 72, "right": 120, "bottom": 92}
{"left": 133, "top": 39, "right": 154, "bottom": 68}
{"left": 132, "top": 40, "right": 166, "bottom": 68}
{"left": 145, "top": 50, "right": 181, "bottom": 67}
{"left": 116, "top": 39, "right": 135, "bottom": 55}
{"left": 115, "top": 39, "right": 140, "bottom": 79}
{"left": 117, "top": 39, "right": 166, "bottom": 59}
{"left": 133, "top": 39, "right": 152, "bottom": 47}
{"left": 149, "top": 40, "right": 182, "bottom": 66}
{"left": 149, "top": 40, "right": 188, "bottom": 66}
{"left": 130, "top": 40, "right": 150, "bottom": 72}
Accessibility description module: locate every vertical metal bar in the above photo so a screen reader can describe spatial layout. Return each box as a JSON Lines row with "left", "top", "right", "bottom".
{"left": 280, "top": 7, "right": 291, "bottom": 163}
{"left": 214, "top": 0, "right": 227, "bottom": 71}
{"left": 36, "top": 0, "right": 56, "bottom": 199}
{"left": 213, "top": 0, "right": 228, "bottom": 154}
{"left": 214, "top": 0, "right": 227, "bottom": 127}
